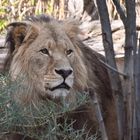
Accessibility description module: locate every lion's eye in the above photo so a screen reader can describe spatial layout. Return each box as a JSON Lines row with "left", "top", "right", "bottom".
{"left": 40, "top": 48, "right": 49, "bottom": 55}
{"left": 66, "top": 49, "right": 73, "bottom": 56}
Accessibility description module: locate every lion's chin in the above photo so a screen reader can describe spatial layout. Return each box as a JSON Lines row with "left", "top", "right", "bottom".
{"left": 47, "top": 89, "right": 70, "bottom": 98}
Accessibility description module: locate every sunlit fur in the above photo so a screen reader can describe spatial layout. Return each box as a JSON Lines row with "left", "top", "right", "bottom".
{"left": 5, "top": 15, "right": 118, "bottom": 140}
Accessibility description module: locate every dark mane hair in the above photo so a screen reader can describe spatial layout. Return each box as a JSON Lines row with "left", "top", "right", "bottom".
{"left": 26, "top": 14, "right": 52, "bottom": 23}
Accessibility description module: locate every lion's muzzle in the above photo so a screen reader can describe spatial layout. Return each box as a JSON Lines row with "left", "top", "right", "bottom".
{"left": 44, "top": 68, "right": 74, "bottom": 98}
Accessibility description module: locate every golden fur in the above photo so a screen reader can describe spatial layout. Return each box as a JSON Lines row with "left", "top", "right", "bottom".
{"left": 4, "top": 15, "right": 118, "bottom": 140}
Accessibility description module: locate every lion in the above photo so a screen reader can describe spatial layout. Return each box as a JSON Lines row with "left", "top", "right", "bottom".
{"left": 3, "top": 15, "right": 118, "bottom": 140}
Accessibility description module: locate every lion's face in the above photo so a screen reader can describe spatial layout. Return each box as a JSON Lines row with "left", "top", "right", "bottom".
{"left": 6, "top": 16, "right": 88, "bottom": 102}
{"left": 23, "top": 31, "right": 75, "bottom": 98}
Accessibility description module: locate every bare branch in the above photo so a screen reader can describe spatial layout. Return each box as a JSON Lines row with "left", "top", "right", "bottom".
{"left": 95, "top": 0, "right": 124, "bottom": 139}
{"left": 99, "top": 59, "right": 127, "bottom": 77}
{"left": 112, "top": 0, "right": 127, "bottom": 26}
{"left": 90, "top": 91, "right": 108, "bottom": 140}
{"left": 135, "top": 38, "right": 140, "bottom": 139}
{"left": 123, "top": 0, "right": 137, "bottom": 139}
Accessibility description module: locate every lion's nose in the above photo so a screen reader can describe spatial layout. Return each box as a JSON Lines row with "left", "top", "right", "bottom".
{"left": 55, "top": 69, "right": 73, "bottom": 79}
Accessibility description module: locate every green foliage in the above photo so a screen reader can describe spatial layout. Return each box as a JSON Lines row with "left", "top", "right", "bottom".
{"left": 0, "top": 74, "right": 97, "bottom": 140}
{"left": 0, "top": 19, "right": 7, "bottom": 32}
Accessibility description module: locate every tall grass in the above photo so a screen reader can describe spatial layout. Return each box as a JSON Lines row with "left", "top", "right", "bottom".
{"left": 0, "top": 0, "right": 67, "bottom": 32}
{"left": 0, "top": 74, "right": 97, "bottom": 140}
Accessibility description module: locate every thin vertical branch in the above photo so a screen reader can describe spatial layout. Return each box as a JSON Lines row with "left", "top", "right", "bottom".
{"left": 59, "top": 0, "right": 65, "bottom": 19}
{"left": 90, "top": 91, "right": 108, "bottom": 140}
{"left": 133, "top": 31, "right": 138, "bottom": 140}
{"left": 123, "top": 0, "right": 137, "bottom": 139}
{"left": 95, "top": 0, "right": 124, "bottom": 140}
{"left": 112, "top": 0, "right": 127, "bottom": 25}
{"left": 135, "top": 38, "right": 140, "bottom": 139}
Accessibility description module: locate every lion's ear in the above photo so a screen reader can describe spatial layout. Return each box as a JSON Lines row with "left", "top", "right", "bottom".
{"left": 63, "top": 20, "right": 81, "bottom": 39}
{"left": 5, "top": 22, "right": 38, "bottom": 53}
{"left": 5, "top": 22, "right": 28, "bottom": 53}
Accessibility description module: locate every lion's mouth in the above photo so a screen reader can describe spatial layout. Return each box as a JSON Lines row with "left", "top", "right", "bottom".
{"left": 49, "top": 82, "right": 70, "bottom": 91}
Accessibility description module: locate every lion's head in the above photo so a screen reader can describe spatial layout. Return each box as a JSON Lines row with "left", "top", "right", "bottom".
{"left": 5, "top": 15, "right": 89, "bottom": 104}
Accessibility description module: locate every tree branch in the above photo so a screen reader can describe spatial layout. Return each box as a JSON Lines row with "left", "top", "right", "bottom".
{"left": 95, "top": 0, "right": 124, "bottom": 139}
{"left": 123, "top": 0, "right": 137, "bottom": 139}
{"left": 112, "top": 0, "right": 127, "bottom": 26}
{"left": 135, "top": 38, "right": 140, "bottom": 139}
{"left": 89, "top": 90, "right": 108, "bottom": 140}
{"left": 99, "top": 59, "right": 127, "bottom": 77}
